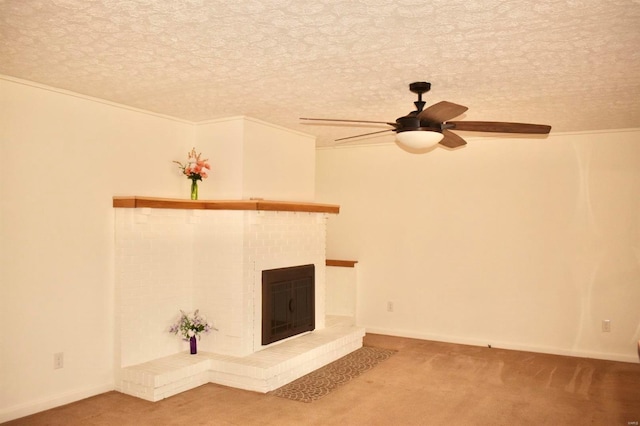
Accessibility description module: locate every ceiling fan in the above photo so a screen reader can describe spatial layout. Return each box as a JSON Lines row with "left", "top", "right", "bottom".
{"left": 300, "top": 82, "right": 551, "bottom": 150}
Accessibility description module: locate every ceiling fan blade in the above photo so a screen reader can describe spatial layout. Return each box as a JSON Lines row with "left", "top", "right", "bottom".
{"left": 439, "top": 129, "right": 467, "bottom": 148}
{"left": 447, "top": 121, "right": 551, "bottom": 134}
{"left": 300, "top": 117, "right": 396, "bottom": 126}
{"left": 417, "top": 101, "right": 469, "bottom": 123}
{"left": 335, "top": 129, "right": 395, "bottom": 142}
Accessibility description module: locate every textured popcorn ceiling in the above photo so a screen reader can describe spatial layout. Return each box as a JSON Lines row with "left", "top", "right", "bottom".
{"left": 1, "top": 0, "right": 639, "bottom": 147}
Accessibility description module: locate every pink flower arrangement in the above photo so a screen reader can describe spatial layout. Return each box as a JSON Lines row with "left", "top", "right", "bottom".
{"left": 174, "top": 147, "right": 211, "bottom": 181}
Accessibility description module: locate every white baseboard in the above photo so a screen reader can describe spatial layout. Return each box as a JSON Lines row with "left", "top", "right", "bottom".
{"left": 0, "top": 383, "right": 114, "bottom": 423}
{"left": 364, "top": 326, "right": 640, "bottom": 364}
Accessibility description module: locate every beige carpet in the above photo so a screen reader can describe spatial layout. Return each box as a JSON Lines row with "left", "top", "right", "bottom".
{"left": 269, "top": 346, "right": 396, "bottom": 402}
{"left": 6, "top": 334, "right": 640, "bottom": 425}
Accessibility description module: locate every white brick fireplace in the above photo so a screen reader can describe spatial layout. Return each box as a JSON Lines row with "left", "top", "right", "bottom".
{"left": 113, "top": 197, "right": 364, "bottom": 400}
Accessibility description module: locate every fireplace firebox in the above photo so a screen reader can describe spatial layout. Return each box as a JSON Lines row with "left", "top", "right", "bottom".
{"left": 262, "top": 264, "right": 315, "bottom": 345}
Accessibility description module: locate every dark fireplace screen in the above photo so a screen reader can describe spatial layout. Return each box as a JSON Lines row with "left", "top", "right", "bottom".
{"left": 262, "top": 264, "right": 315, "bottom": 345}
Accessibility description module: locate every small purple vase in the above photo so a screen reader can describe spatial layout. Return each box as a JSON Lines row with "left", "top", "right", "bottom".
{"left": 190, "top": 336, "right": 197, "bottom": 354}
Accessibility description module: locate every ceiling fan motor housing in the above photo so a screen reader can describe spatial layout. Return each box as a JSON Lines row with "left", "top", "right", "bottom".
{"left": 395, "top": 115, "right": 441, "bottom": 133}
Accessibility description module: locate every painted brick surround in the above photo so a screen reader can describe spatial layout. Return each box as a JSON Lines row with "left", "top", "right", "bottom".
{"left": 113, "top": 198, "right": 364, "bottom": 398}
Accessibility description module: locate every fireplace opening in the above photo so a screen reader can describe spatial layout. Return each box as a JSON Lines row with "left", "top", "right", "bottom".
{"left": 262, "top": 264, "right": 315, "bottom": 345}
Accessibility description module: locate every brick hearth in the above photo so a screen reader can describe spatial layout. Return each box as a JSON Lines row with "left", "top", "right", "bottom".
{"left": 118, "top": 316, "right": 364, "bottom": 400}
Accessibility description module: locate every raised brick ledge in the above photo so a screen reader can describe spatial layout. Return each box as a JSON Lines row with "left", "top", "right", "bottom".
{"left": 113, "top": 196, "right": 339, "bottom": 214}
{"left": 118, "top": 316, "right": 364, "bottom": 401}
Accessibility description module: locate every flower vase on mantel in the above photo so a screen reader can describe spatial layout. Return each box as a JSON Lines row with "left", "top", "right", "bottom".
{"left": 190, "top": 179, "right": 198, "bottom": 200}
{"left": 190, "top": 336, "right": 197, "bottom": 354}
{"left": 174, "top": 148, "right": 209, "bottom": 201}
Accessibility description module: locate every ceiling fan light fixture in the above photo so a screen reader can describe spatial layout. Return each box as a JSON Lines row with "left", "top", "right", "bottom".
{"left": 395, "top": 130, "right": 444, "bottom": 150}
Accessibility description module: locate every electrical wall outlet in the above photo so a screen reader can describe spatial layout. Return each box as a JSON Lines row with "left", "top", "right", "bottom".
{"left": 602, "top": 320, "right": 611, "bottom": 332}
{"left": 54, "top": 352, "right": 64, "bottom": 369}
{"left": 387, "top": 301, "right": 394, "bottom": 312}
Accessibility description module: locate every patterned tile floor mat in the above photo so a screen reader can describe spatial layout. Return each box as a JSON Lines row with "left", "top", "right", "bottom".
{"left": 269, "top": 346, "right": 397, "bottom": 403}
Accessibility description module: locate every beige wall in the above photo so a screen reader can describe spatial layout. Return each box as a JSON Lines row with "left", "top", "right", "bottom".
{"left": 0, "top": 77, "right": 193, "bottom": 420}
{"left": 193, "top": 117, "right": 316, "bottom": 200}
{"left": 316, "top": 130, "right": 640, "bottom": 362}
{"left": 242, "top": 118, "right": 316, "bottom": 201}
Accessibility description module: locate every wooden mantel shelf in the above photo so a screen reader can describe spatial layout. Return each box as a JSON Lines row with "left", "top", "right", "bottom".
{"left": 113, "top": 196, "right": 340, "bottom": 214}
{"left": 326, "top": 259, "right": 358, "bottom": 268}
